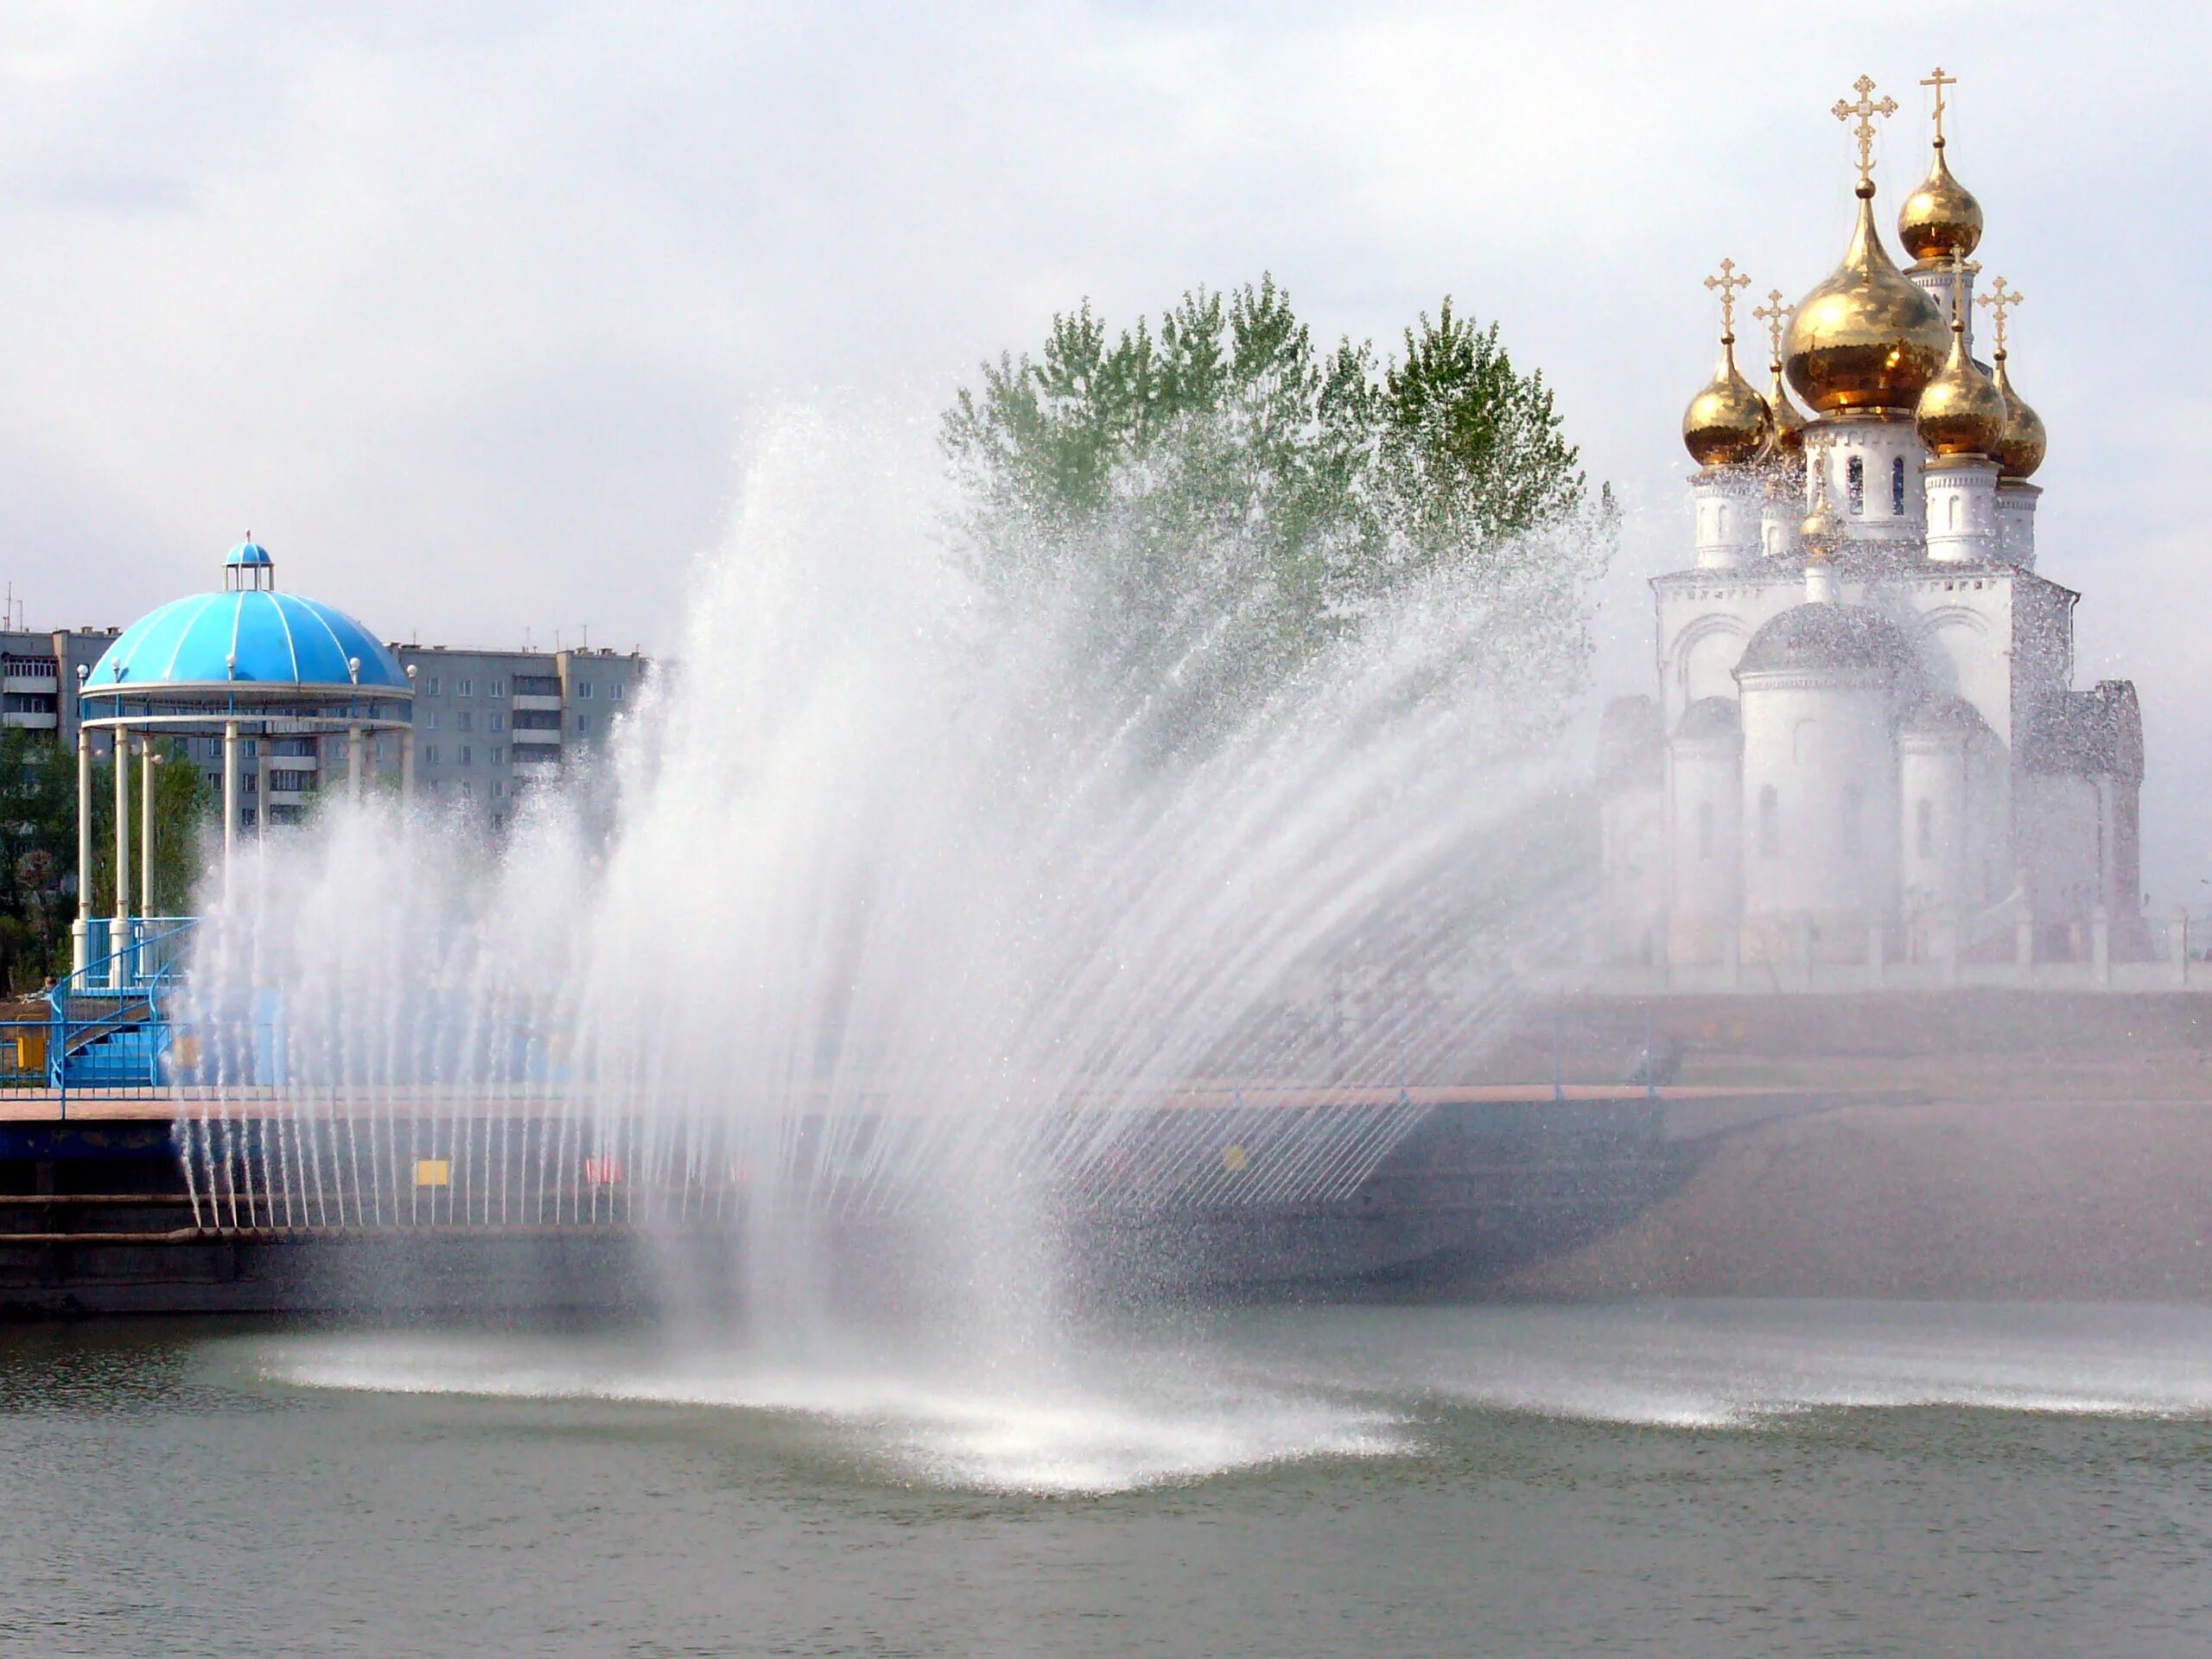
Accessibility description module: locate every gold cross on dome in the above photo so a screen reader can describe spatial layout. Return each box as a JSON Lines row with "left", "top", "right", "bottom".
{"left": 1704, "top": 257, "right": 1751, "bottom": 342}
{"left": 1921, "top": 67, "right": 1957, "bottom": 144}
{"left": 1833, "top": 74, "right": 1899, "bottom": 185}
{"left": 1751, "top": 288, "right": 1792, "bottom": 366}
{"left": 1978, "top": 276, "right": 2024, "bottom": 354}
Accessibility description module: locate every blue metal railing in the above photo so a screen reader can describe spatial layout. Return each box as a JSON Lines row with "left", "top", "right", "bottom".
{"left": 48, "top": 916, "right": 201, "bottom": 1107}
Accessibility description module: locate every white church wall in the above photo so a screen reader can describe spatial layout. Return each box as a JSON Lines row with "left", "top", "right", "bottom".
{"left": 1816, "top": 419, "right": 1926, "bottom": 547}
{"left": 1666, "top": 728, "right": 1743, "bottom": 964}
{"left": 1738, "top": 677, "right": 1899, "bottom": 961}
{"left": 1599, "top": 782, "right": 1668, "bottom": 965}
{"left": 1896, "top": 576, "right": 2018, "bottom": 745}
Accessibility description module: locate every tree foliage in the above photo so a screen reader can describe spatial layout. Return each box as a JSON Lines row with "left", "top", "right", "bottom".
{"left": 0, "top": 731, "right": 208, "bottom": 995}
{"left": 942, "top": 277, "right": 1612, "bottom": 741}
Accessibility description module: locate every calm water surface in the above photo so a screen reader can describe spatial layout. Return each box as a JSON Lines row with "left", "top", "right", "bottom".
{"left": 5, "top": 1300, "right": 2212, "bottom": 1657}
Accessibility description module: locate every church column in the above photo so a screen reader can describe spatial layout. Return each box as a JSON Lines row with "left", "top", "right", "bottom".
{"left": 72, "top": 727, "right": 92, "bottom": 978}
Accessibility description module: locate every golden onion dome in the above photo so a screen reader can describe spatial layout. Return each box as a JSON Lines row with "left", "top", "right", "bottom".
{"left": 1761, "top": 361, "right": 1808, "bottom": 465}
{"left": 1991, "top": 353, "right": 2048, "bottom": 479}
{"left": 1916, "top": 308, "right": 2008, "bottom": 458}
{"left": 1682, "top": 334, "right": 1771, "bottom": 469}
{"left": 1785, "top": 184, "right": 1951, "bottom": 416}
{"left": 1897, "top": 140, "right": 1984, "bottom": 266}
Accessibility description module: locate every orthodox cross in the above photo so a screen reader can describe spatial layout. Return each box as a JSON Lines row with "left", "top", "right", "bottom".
{"left": 1921, "top": 67, "right": 1957, "bottom": 145}
{"left": 1705, "top": 257, "right": 1751, "bottom": 343}
{"left": 1751, "top": 289, "right": 1792, "bottom": 368}
{"left": 1833, "top": 74, "right": 1898, "bottom": 185}
{"left": 1978, "top": 276, "right": 2024, "bottom": 355}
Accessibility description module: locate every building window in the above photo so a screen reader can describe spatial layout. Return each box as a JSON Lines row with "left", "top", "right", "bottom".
{"left": 609, "top": 682, "right": 623, "bottom": 703}
{"left": 1758, "top": 785, "right": 1779, "bottom": 858}
{"left": 575, "top": 713, "right": 593, "bottom": 734}
{"left": 489, "top": 711, "right": 505, "bottom": 732}
{"left": 457, "top": 677, "right": 474, "bottom": 697}
{"left": 1846, "top": 456, "right": 1865, "bottom": 514}
{"left": 424, "top": 711, "right": 440, "bottom": 731}
{"left": 460, "top": 780, "right": 474, "bottom": 798}
{"left": 493, "top": 779, "right": 505, "bottom": 798}
{"left": 459, "top": 745, "right": 473, "bottom": 766}
{"left": 1841, "top": 784, "right": 1863, "bottom": 857}
{"left": 491, "top": 746, "right": 505, "bottom": 765}
{"left": 1891, "top": 455, "right": 1906, "bottom": 514}
{"left": 423, "top": 744, "right": 441, "bottom": 766}
{"left": 1697, "top": 800, "right": 1713, "bottom": 861}
{"left": 489, "top": 678, "right": 506, "bottom": 697}
{"left": 1916, "top": 798, "right": 1934, "bottom": 859}
{"left": 458, "top": 711, "right": 474, "bottom": 732}
{"left": 577, "top": 682, "right": 594, "bottom": 699}
{"left": 426, "top": 676, "right": 442, "bottom": 696}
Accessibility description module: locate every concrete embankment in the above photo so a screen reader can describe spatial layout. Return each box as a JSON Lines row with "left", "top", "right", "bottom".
{"left": 1494, "top": 990, "right": 2212, "bottom": 1302}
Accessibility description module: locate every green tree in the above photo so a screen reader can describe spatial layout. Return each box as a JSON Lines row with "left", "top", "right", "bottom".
{"left": 0, "top": 732, "right": 210, "bottom": 993}
{"left": 943, "top": 277, "right": 1611, "bottom": 741}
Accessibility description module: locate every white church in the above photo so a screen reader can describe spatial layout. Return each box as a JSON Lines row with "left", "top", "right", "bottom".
{"left": 1599, "top": 71, "right": 2146, "bottom": 979}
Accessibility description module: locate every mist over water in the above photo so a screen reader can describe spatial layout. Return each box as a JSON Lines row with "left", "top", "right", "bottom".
{"left": 175, "top": 401, "right": 1592, "bottom": 1357}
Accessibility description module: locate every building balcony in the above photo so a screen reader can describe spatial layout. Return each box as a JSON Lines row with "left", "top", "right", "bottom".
{"left": 1, "top": 711, "right": 57, "bottom": 730}
{"left": 512, "top": 694, "right": 563, "bottom": 713}
{"left": 512, "top": 728, "right": 562, "bottom": 747}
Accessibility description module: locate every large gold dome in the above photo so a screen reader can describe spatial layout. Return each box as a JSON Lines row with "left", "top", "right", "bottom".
{"left": 1916, "top": 317, "right": 2007, "bottom": 458}
{"left": 1785, "top": 185, "right": 1951, "bottom": 415}
{"left": 1683, "top": 337, "right": 1771, "bottom": 469}
{"left": 1897, "top": 142, "right": 1984, "bottom": 265}
{"left": 1992, "top": 353, "right": 2047, "bottom": 479}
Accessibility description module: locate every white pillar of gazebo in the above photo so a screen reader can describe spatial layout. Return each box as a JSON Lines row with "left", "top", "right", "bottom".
{"left": 140, "top": 743, "right": 156, "bottom": 920}
{"left": 348, "top": 724, "right": 365, "bottom": 801}
{"left": 222, "top": 720, "right": 239, "bottom": 863}
{"left": 72, "top": 726, "right": 91, "bottom": 978}
{"left": 401, "top": 727, "right": 416, "bottom": 804}
{"left": 112, "top": 731, "right": 131, "bottom": 984}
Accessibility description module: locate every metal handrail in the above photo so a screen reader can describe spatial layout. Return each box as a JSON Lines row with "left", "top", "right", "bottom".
{"left": 48, "top": 916, "right": 200, "bottom": 1104}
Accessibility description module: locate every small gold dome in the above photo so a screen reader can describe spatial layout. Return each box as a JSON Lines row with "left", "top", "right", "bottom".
{"left": 1760, "top": 362, "right": 1808, "bottom": 465}
{"left": 1801, "top": 454, "right": 1843, "bottom": 550}
{"left": 1785, "top": 186, "right": 1951, "bottom": 415}
{"left": 1897, "top": 141, "right": 1984, "bottom": 266}
{"left": 1992, "top": 353, "right": 2047, "bottom": 479}
{"left": 1916, "top": 312, "right": 2008, "bottom": 458}
{"left": 1683, "top": 336, "right": 1771, "bottom": 469}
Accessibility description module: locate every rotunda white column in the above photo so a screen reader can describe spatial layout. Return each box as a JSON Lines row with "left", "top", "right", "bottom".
{"left": 140, "top": 743, "right": 156, "bottom": 919}
{"left": 72, "top": 727, "right": 91, "bottom": 979}
{"left": 112, "top": 732, "right": 130, "bottom": 983}
{"left": 222, "top": 721, "right": 239, "bottom": 863}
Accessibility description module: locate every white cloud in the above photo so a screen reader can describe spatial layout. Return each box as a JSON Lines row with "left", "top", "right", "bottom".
{"left": 3, "top": 1, "right": 2209, "bottom": 892}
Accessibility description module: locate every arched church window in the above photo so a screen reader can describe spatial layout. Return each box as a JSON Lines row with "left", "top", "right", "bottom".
{"left": 1842, "top": 784, "right": 1863, "bottom": 857}
{"left": 1758, "top": 785, "right": 1779, "bottom": 858}
{"left": 1847, "top": 456, "right": 1865, "bottom": 514}
{"left": 1948, "top": 495, "right": 1961, "bottom": 531}
{"left": 1916, "top": 798, "right": 1934, "bottom": 859}
{"left": 1891, "top": 455, "right": 1907, "bottom": 515}
{"left": 1698, "top": 800, "right": 1714, "bottom": 861}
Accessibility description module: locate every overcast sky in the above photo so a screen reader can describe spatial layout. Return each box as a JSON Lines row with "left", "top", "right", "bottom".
{"left": 4, "top": 3, "right": 2209, "bottom": 897}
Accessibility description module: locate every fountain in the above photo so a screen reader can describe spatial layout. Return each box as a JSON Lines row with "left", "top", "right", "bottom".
{"left": 168, "top": 403, "right": 1598, "bottom": 1323}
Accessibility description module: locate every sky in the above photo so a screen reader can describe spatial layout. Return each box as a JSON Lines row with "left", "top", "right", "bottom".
{"left": 4, "top": 2, "right": 2210, "bottom": 898}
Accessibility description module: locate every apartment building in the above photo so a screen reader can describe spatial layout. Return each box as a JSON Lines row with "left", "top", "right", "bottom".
{"left": 0, "top": 627, "right": 126, "bottom": 750}
{"left": 390, "top": 645, "right": 651, "bottom": 826}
